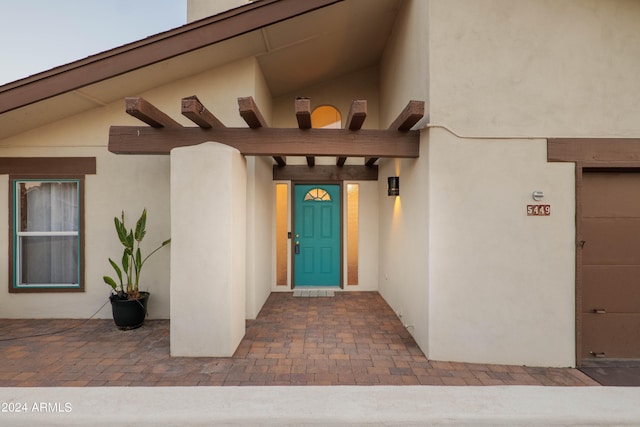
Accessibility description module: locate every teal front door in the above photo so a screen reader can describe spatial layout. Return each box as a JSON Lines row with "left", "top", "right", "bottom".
{"left": 294, "top": 184, "right": 341, "bottom": 287}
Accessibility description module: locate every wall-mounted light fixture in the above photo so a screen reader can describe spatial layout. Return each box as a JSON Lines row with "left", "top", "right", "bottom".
{"left": 532, "top": 190, "right": 544, "bottom": 201}
{"left": 388, "top": 176, "right": 400, "bottom": 196}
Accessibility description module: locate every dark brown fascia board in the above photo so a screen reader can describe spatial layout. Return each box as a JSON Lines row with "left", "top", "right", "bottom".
{"left": 0, "top": 157, "right": 96, "bottom": 175}
{"left": 0, "top": 0, "right": 343, "bottom": 115}
{"left": 548, "top": 138, "right": 640, "bottom": 163}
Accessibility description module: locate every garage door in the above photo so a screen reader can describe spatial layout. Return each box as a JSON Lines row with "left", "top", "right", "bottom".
{"left": 581, "top": 171, "right": 640, "bottom": 360}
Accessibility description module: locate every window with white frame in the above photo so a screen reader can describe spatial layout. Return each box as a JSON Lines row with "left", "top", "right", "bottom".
{"left": 11, "top": 178, "right": 82, "bottom": 291}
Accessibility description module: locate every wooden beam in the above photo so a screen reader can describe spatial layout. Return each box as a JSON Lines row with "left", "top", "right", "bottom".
{"left": 364, "top": 157, "right": 378, "bottom": 167}
{"left": 125, "top": 97, "right": 182, "bottom": 128}
{"left": 273, "top": 165, "right": 378, "bottom": 181}
{"left": 388, "top": 100, "right": 425, "bottom": 131}
{"left": 295, "top": 97, "right": 312, "bottom": 129}
{"left": 238, "top": 96, "right": 285, "bottom": 165}
{"left": 548, "top": 138, "right": 640, "bottom": 164}
{"left": 365, "top": 100, "right": 425, "bottom": 166}
{"left": 181, "top": 96, "right": 225, "bottom": 128}
{"left": 296, "top": 98, "right": 314, "bottom": 165}
{"left": 338, "top": 99, "right": 368, "bottom": 166}
{"left": 345, "top": 99, "right": 367, "bottom": 130}
{"left": 0, "top": 157, "right": 96, "bottom": 175}
{"left": 109, "top": 126, "right": 420, "bottom": 158}
{"left": 238, "top": 96, "right": 268, "bottom": 129}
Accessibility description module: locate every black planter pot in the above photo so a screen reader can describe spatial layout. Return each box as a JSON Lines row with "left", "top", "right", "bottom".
{"left": 109, "top": 291, "right": 150, "bottom": 330}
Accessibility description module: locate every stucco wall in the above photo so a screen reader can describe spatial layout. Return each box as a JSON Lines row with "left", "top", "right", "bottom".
{"left": 378, "top": 0, "right": 431, "bottom": 354}
{"left": 0, "top": 57, "right": 266, "bottom": 320}
{"left": 427, "top": 128, "right": 575, "bottom": 367}
{"left": 377, "top": 0, "right": 631, "bottom": 367}
{"left": 429, "top": 0, "right": 640, "bottom": 137}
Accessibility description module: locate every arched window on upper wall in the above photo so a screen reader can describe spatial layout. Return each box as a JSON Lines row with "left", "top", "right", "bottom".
{"left": 311, "top": 105, "right": 341, "bottom": 129}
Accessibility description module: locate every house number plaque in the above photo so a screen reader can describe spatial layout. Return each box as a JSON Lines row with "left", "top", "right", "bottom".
{"left": 527, "top": 204, "right": 550, "bottom": 216}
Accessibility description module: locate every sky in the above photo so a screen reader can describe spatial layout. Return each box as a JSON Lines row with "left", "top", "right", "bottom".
{"left": 0, "top": 0, "right": 187, "bottom": 85}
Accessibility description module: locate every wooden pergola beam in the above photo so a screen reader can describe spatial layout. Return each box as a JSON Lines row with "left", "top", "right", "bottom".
{"left": 125, "top": 97, "right": 182, "bottom": 128}
{"left": 238, "top": 96, "right": 285, "bottom": 166}
{"left": 273, "top": 165, "right": 378, "bottom": 181}
{"left": 338, "top": 99, "right": 368, "bottom": 166}
{"left": 181, "top": 96, "right": 225, "bottom": 128}
{"left": 109, "top": 126, "right": 420, "bottom": 157}
{"left": 295, "top": 98, "right": 314, "bottom": 165}
{"left": 238, "top": 96, "right": 268, "bottom": 129}
{"left": 295, "top": 97, "right": 312, "bottom": 129}
{"left": 389, "top": 100, "right": 425, "bottom": 131}
{"left": 345, "top": 99, "right": 367, "bottom": 130}
{"left": 365, "top": 100, "right": 425, "bottom": 166}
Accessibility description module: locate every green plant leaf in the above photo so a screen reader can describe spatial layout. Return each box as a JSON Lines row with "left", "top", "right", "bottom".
{"left": 122, "top": 250, "right": 129, "bottom": 273}
{"left": 135, "top": 209, "right": 147, "bottom": 242}
{"left": 108, "top": 258, "right": 123, "bottom": 287}
{"left": 126, "top": 230, "right": 134, "bottom": 249}
{"left": 135, "top": 248, "right": 142, "bottom": 273}
{"left": 103, "top": 276, "right": 118, "bottom": 290}
{"left": 115, "top": 215, "right": 129, "bottom": 247}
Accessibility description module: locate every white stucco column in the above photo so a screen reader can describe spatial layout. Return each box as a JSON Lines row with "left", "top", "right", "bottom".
{"left": 170, "top": 142, "right": 247, "bottom": 357}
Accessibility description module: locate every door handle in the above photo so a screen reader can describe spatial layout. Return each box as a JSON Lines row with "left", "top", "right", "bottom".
{"left": 294, "top": 241, "right": 300, "bottom": 254}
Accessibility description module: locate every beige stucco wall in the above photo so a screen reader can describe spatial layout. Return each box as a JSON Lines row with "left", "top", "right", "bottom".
{"left": 428, "top": 128, "right": 575, "bottom": 367}
{"left": 378, "top": 0, "right": 618, "bottom": 366}
{"left": 429, "top": 0, "right": 640, "bottom": 137}
{"left": 245, "top": 61, "right": 274, "bottom": 318}
{"left": 170, "top": 142, "right": 247, "bottom": 357}
{"left": 378, "top": 0, "right": 431, "bottom": 355}
{"left": 422, "top": 0, "right": 640, "bottom": 366}
{"left": 0, "top": 57, "right": 268, "bottom": 320}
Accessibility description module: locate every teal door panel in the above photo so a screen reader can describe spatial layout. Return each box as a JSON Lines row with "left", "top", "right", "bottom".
{"left": 294, "top": 184, "right": 340, "bottom": 286}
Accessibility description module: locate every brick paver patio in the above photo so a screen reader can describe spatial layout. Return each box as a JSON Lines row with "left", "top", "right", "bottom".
{"left": 0, "top": 292, "right": 598, "bottom": 387}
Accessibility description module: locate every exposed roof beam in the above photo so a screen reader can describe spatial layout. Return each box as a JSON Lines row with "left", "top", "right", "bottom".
{"left": 125, "top": 97, "right": 182, "bottom": 128}
{"left": 109, "top": 126, "right": 420, "bottom": 158}
{"left": 345, "top": 99, "right": 367, "bottom": 130}
{"left": 365, "top": 100, "right": 425, "bottom": 166}
{"left": 295, "top": 97, "right": 312, "bottom": 129}
{"left": 338, "top": 99, "right": 367, "bottom": 166}
{"left": 238, "top": 96, "right": 268, "bottom": 129}
{"left": 388, "top": 100, "right": 425, "bottom": 131}
{"left": 273, "top": 165, "right": 378, "bottom": 181}
{"left": 294, "top": 98, "right": 313, "bottom": 165}
{"left": 238, "top": 96, "right": 286, "bottom": 166}
{"left": 181, "top": 96, "right": 225, "bottom": 128}
{"left": 0, "top": 0, "right": 343, "bottom": 115}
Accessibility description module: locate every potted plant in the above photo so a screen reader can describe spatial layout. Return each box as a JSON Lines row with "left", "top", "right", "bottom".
{"left": 103, "top": 209, "right": 170, "bottom": 330}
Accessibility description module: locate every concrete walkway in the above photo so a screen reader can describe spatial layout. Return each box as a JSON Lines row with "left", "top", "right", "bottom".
{"left": 1, "top": 386, "right": 640, "bottom": 426}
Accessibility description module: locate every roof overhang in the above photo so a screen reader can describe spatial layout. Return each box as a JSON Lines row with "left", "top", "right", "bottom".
{"left": 0, "top": 0, "right": 402, "bottom": 139}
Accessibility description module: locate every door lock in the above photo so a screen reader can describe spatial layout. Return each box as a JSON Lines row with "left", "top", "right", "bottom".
{"left": 295, "top": 241, "right": 300, "bottom": 254}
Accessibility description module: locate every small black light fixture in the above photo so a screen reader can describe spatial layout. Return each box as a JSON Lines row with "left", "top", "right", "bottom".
{"left": 388, "top": 176, "right": 400, "bottom": 196}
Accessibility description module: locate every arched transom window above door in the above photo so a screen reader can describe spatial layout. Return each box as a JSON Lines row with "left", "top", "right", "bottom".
{"left": 303, "top": 187, "right": 332, "bottom": 201}
{"left": 311, "top": 105, "right": 341, "bottom": 129}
